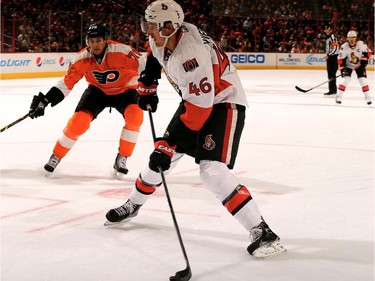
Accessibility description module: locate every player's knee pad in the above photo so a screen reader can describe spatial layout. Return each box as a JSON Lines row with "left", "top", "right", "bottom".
{"left": 200, "top": 160, "right": 240, "bottom": 200}
{"left": 139, "top": 167, "right": 162, "bottom": 186}
{"left": 200, "top": 160, "right": 217, "bottom": 186}
{"left": 340, "top": 76, "right": 351, "bottom": 87}
{"left": 123, "top": 104, "right": 143, "bottom": 130}
{"left": 358, "top": 77, "right": 368, "bottom": 88}
{"left": 200, "top": 160, "right": 229, "bottom": 181}
{"left": 65, "top": 111, "right": 92, "bottom": 138}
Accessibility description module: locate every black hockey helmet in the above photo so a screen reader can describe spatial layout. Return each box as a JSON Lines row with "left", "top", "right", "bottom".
{"left": 85, "top": 23, "right": 109, "bottom": 43}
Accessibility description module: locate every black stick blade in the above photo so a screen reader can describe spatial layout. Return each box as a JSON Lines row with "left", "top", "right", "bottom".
{"left": 169, "top": 267, "right": 192, "bottom": 281}
{"left": 295, "top": 86, "right": 308, "bottom": 93}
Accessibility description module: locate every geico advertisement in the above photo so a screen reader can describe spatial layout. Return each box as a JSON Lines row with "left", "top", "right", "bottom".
{"left": 0, "top": 53, "right": 75, "bottom": 73}
{"left": 229, "top": 53, "right": 275, "bottom": 66}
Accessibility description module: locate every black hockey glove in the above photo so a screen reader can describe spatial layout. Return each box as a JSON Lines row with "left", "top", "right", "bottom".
{"left": 340, "top": 67, "right": 349, "bottom": 78}
{"left": 360, "top": 59, "right": 368, "bottom": 68}
{"left": 29, "top": 92, "right": 49, "bottom": 119}
{"left": 149, "top": 138, "right": 176, "bottom": 172}
{"left": 361, "top": 51, "right": 369, "bottom": 68}
{"left": 138, "top": 81, "right": 159, "bottom": 112}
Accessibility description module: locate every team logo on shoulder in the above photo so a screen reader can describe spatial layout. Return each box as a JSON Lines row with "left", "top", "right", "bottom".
{"left": 183, "top": 58, "right": 199, "bottom": 72}
{"left": 92, "top": 70, "right": 120, "bottom": 84}
{"left": 203, "top": 134, "right": 215, "bottom": 151}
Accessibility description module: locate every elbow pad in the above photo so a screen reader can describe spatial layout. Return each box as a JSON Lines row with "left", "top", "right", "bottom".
{"left": 45, "top": 86, "right": 65, "bottom": 107}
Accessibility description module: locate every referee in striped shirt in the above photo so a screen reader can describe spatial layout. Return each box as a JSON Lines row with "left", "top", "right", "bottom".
{"left": 323, "top": 25, "right": 340, "bottom": 95}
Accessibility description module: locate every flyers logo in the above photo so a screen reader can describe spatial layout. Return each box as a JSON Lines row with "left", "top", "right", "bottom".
{"left": 182, "top": 58, "right": 199, "bottom": 72}
{"left": 92, "top": 70, "right": 120, "bottom": 84}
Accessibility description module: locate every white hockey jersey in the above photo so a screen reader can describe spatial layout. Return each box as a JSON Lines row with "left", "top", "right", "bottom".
{"left": 148, "top": 22, "right": 248, "bottom": 131}
{"left": 337, "top": 40, "right": 372, "bottom": 69}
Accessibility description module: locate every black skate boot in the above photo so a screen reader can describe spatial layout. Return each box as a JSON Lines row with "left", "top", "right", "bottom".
{"left": 104, "top": 199, "right": 142, "bottom": 226}
{"left": 247, "top": 221, "right": 286, "bottom": 258}
{"left": 44, "top": 154, "right": 61, "bottom": 173}
{"left": 113, "top": 153, "right": 128, "bottom": 179}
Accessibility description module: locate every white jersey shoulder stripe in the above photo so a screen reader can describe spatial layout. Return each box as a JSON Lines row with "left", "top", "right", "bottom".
{"left": 71, "top": 48, "right": 91, "bottom": 64}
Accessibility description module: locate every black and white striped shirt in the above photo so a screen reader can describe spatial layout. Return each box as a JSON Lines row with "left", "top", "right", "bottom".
{"left": 326, "top": 33, "right": 339, "bottom": 56}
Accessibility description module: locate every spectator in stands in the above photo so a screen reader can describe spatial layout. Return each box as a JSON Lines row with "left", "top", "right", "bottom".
{"left": 219, "top": 33, "right": 228, "bottom": 51}
{"left": 18, "top": 40, "right": 30, "bottom": 52}
{"left": 2, "top": 0, "right": 374, "bottom": 55}
{"left": 50, "top": 41, "right": 59, "bottom": 52}
{"left": 291, "top": 43, "right": 300, "bottom": 53}
{"left": 34, "top": 41, "right": 44, "bottom": 52}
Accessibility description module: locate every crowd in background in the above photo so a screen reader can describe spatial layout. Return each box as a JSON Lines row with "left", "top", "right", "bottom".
{"left": 2, "top": 0, "right": 374, "bottom": 53}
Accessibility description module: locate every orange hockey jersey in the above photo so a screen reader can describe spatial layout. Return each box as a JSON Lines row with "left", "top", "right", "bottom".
{"left": 55, "top": 40, "right": 145, "bottom": 96}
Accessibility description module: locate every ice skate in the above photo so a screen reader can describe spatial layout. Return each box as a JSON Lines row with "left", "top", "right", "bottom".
{"left": 113, "top": 153, "right": 128, "bottom": 180}
{"left": 247, "top": 221, "right": 286, "bottom": 258}
{"left": 364, "top": 93, "right": 372, "bottom": 105}
{"left": 104, "top": 199, "right": 142, "bottom": 226}
{"left": 44, "top": 154, "right": 61, "bottom": 173}
{"left": 335, "top": 93, "right": 343, "bottom": 104}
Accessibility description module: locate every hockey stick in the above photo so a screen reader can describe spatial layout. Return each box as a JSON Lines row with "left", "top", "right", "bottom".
{"left": 147, "top": 107, "right": 192, "bottom": 281}
{"left": 295, "top": 74, "right": 341, "bottom": 93}
{"left": 0, "top": 113, "right": 30, "bottom": 133}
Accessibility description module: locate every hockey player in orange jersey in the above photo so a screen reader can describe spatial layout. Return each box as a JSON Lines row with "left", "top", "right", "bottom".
{"left": 29, "top": 23, "right": 145, "bottom": 179}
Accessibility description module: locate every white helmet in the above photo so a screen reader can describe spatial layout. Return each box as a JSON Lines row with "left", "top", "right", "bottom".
{"left": 144, "top": 0, "right": 184, "bottom": 36}
{"left": 347, "top": 30, "right": 357, "bottom": 38}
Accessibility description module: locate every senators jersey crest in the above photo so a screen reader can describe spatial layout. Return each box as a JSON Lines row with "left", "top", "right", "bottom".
{"left": 203, "top": 134, "right": 215, "bottom": 150}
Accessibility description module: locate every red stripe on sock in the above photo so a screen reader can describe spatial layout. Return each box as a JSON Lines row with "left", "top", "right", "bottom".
{"left": 224, "top": 185, "right": 251, "bottom": 214}
{"left": 338, "top": 84, "right": 346, "bottom": 91}
{"left": 135, "top": 177, "right": 156, "bottom": 195}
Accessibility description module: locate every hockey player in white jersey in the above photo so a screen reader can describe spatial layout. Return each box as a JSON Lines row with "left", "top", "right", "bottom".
{"left": 336, "top": 30, "right": 372, "bottom": 105}
{"left": 105, "top": 0, "right": 286, "bottom": 258}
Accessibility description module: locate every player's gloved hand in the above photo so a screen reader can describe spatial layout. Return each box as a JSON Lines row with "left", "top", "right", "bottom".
{"left": 149, "top": 138, "right": 176, "bottom": 172}
{"left": 29, "top": 92, "right": 49, "bottom": 119}
{"left": 340, "top": 67, "right": 348, "bottom": 78}
{"left": 138, "top": 81, "right": 159, "bottom": 112}
{"left": 360, "top": 59, "right": 368, "bottom": 68}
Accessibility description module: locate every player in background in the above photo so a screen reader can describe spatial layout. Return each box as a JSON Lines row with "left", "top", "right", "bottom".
{"left": 105, "top": 0, "right": 286, "bottom": 258}
{"left": 29, "top": 23, "right": 145, "bottom": 179}
{"left": 323, "top": 25, "right": 339, "bottom": 96}
{"left": 336, "top": 30, "right": 372, "bottom": 105}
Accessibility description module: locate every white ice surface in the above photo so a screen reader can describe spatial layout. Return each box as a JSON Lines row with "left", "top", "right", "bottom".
{"left": 1, "top": 69, "right": 374, "bottom": 281}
